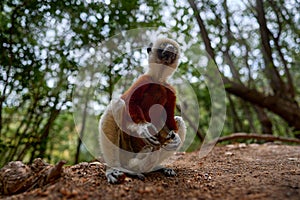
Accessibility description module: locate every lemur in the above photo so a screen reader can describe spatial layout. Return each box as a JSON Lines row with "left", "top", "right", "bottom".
{"left": 99, "top": 38, "right": 186, "bottom": 184}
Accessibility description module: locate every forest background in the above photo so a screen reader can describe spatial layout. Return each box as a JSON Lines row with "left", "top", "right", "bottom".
{"left": 0, "top": 0, "right": 299, "bottom": 167}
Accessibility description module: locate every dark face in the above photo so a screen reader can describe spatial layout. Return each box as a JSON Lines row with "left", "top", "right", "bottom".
{"left": 147, "top": 42, "right": 178, "bottom": 65}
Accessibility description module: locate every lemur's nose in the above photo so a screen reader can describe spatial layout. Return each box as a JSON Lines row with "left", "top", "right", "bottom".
{"left": 163, "top": 44, "right": 176, "bottom": 54}
{"left": 157, "top": 43, "right": 178, "bottom": 64}
{"left": 161, "top": 46, "right": 176, "bottom": 59}
{"left": 160, "top": 43, "right": 177, "bottom": 55}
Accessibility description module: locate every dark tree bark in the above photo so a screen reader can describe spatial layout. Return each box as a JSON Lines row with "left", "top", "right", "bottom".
{"left": 253, "top": 106, "right": 273, "bottom": 134}
{"left": 255, "top": 0, "right": 285, "bottom": 96}
{"left": 188, "top": 0, "right": 216, "bottom": 60}
{"left": 74, "top": 86, "right": 91, "bottom": 164}
{"left": 223, "top": 78, "right": 300, "bottom": 131}
{"left": 228, "top": 95, "right": 243, "bottom": 132}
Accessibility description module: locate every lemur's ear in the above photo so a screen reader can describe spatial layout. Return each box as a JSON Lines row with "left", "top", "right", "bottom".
{"left": 147, "top": 43, "right": 153, "bottom": 54}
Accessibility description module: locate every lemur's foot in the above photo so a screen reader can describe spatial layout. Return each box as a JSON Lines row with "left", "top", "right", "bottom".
{"left": 126, "top": 172, "right": 145, "bottom": 181}
{"left": 157, "top": 167, "right": 177, "bottom": 177}
{"left": 106, "top": 168, "right": 126, "bottom": 184}
{"left": 106, "top": 168, "right": 146, "bottom": 184}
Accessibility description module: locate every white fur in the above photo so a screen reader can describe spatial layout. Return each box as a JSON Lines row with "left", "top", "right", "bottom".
{"left": 146, "top": 38, "right": 180, "bottom": 82}
{"left": 148, "top": 37, "right": 180, "bottom": 69}
{"left": 146, "top": 63, "right": 176, "bottom": 82}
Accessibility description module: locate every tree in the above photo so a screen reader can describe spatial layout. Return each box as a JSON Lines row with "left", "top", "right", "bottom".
{"left": 187, "top": 0, "right": 300, "bottom": 136}
{"left": 0, "top": 0, "right": 163, "bottom": 166}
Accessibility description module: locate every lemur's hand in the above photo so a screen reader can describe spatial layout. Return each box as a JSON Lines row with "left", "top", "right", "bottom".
{"left": 127, "top": 123, "right": 160, "bottom": 146}
{"left": 141, "top": 123, "right": 160, "bottom": 146}
{"left": 162, "top": 130, "right": 181, "bottom": 151}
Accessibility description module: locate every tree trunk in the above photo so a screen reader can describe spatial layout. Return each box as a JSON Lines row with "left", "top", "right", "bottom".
{"left": 255, "top": 0, "right": 285, "bottom": 95}
{"left": 223, "top": 78, "right": 300, "bottom": 131}
{"left": 34, "top": 108, "right": 60, "bottom": 162}
{"left": 74, "top": 89, "right": 90, "bottom": 164}
{"left": 188, "top": 0, "right": 215, "bottom": 60}
{"left": 254, "top": 106, "right": 273, "bottom": 134}
{"left": 228, "top": 95, "right": 243, "bottom": 132}
{"left": 188, "top": 0, "right": 300, "bottom": 133}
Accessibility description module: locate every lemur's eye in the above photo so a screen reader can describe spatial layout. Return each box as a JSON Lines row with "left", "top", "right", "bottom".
{"left": 147, "top": 43, "right": 153, "bottom": 54}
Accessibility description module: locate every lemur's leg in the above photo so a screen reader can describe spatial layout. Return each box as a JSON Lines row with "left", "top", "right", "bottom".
{"left": 152, "top": 116, "right": 186, "bottom": 176}
{"left": 99, "top": 99, "right": 153, "bottom": 183}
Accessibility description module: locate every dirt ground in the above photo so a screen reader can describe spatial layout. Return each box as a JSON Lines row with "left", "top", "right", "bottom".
{"left": 1, "top": 143, "right": 299, "bottom": 200}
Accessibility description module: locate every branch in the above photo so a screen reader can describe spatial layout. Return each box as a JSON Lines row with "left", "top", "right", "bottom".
{"left": 188, "top": 0, "right": 215, "bottom": 60}
{"left": 255, "top": 0, "right": 285, "bottom": 95}
{"left": 216, "top": 133, "right": 300, "bottom": 144}
{"left": 223, "top": 77, "right": 300, "bottom": 130}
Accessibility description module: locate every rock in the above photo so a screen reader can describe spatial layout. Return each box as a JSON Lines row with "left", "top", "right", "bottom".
{"left": 0, "top": 161, "right": 32, "bottom": 195}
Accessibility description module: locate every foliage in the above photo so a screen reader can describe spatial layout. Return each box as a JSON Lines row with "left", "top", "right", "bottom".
{"left": 0, "top": 0, "right": 163, "bottom": 166}
{"left": 0, "top": 0, "right": 299, "bottom": 166}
